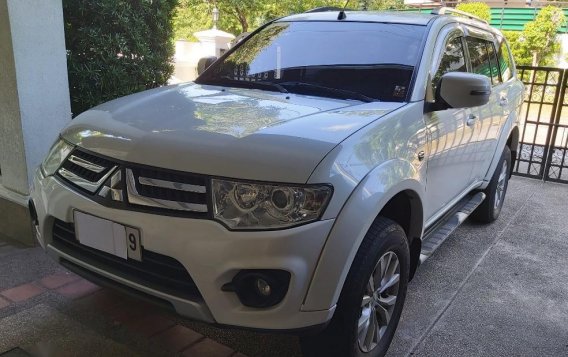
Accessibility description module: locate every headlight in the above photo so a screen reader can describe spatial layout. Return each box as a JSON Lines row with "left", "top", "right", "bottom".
{"left": 41, "top": 139, "right": 74, "bottom": 176}
{"left": 212, "top": 179, "right": 332, "bottom": 230}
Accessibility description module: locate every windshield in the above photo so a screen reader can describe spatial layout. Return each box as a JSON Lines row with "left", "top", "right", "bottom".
{"left": 197, "top": 21, "right": 426, "bottom": 102}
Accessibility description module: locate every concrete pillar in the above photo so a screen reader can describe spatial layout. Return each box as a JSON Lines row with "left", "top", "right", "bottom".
{"left": 0, "top": 0, "right": 71, "bottom": 244}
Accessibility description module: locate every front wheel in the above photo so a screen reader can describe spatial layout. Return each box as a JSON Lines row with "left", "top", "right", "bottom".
{"left": 472, "top": 145, "right": 512, "bottom": 223}
{"left": 300, "top": 217, "right": 409, "bottom": 357}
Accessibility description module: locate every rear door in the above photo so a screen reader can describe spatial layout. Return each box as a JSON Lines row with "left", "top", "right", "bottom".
{"left": 423, "top": 27, "right": 479, "bottom": 220}
{"left": 464, "top": 32, "right": 507, "bottom": 181}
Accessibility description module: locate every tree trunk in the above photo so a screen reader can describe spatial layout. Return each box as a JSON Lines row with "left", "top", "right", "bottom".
{"left": 234, "top": 7, "right": 248, "bottom": 33}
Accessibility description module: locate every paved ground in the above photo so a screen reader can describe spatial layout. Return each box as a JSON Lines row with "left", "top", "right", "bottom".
{"left": 0, "top": 176, "right": 567, "bottom": 357}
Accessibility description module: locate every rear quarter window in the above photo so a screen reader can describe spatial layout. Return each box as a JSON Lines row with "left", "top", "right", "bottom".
{"left": 497, "top": 38, "right": 514, "bottom": 82}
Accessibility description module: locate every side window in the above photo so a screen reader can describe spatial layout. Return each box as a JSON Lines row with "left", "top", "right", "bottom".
{"left": 432, "top": 36, "right": 467, "bottom": 92}
{"left": 466, "top": 37, "right": 492, "bottom": 79}
{"left": 466, "top": 36, "right": 502, "bottom": 86}
{"left": 497, "top": 38, "right": 513, "bottom": 82}
{"left": 486, "top": 41, "right": 501, "bottom": 85}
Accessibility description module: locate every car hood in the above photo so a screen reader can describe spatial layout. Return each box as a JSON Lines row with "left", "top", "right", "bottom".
{"left": 62, "top": 83, "right": 403, "bottom": 183}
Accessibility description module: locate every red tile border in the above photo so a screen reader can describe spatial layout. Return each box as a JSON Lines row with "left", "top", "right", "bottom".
{"left": 73, "top": 288, "right": 126, "bottom": 313}
{"left": 152, "top": 324, "right": 204, "bottom": 352}
{"left": 0, "top": 283, "right": 45, "bottom": 302}
{"left": 55, "top": 278, "right": 100, "bottom": 299}
{"left": 104, "top": 301, "right": 154, "bottom": 325}
{"left": 181, "top": 338, "right": 235, "bottom": 357}
{"left": 124, "top": 313, "right": 175, "bottom": 337}
{"left": 0, "top": 295, "right": 10, "bottom": 309}
{"left": 39, "top": 271, "right": 80, "bottom": 289}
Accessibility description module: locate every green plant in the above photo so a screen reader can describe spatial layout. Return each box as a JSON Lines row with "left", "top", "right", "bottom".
{"left": 63, "top": 0, "right": 178, "bottom": 116}
{"left": 502, "top": 6, "right": 565, "bottom": 66}
{"left": 455, "top": 2, "right": 491, "bottom": 22}
{"left": 173, "top": 0, "right": 405, "bottom": 40}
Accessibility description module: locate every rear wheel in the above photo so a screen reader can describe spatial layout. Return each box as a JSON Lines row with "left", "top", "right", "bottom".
{"left": 300, "top": 217, "right": 409, "bottom": 357}
{"left": 472, "top": 145, "right": 511, "bottom": 223}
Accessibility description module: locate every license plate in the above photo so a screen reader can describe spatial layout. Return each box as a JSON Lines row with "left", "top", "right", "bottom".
{"left": 73, "top": 211, "right": 142, "bottom": 261}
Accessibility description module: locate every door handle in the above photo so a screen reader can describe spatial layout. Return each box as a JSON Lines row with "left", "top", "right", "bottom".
{"left": 466, "top": 114, "right": 477, "bottom": 127}
{"left": 499, "top": 96, "right": 509, "bottom": 107}
{"left": 417, "top": 151, "right": 425, "bottom": 161}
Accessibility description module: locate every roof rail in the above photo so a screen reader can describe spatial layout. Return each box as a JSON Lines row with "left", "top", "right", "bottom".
{"left": 304, "top": 7, "right": 347, "bottom": 13}
{"left": 432, "top": 7, "right": 488, "bottom": 24}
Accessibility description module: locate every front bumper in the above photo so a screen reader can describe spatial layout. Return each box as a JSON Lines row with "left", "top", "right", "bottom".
{"left": 30, "top": 169, "right": 336, "bottom": 330}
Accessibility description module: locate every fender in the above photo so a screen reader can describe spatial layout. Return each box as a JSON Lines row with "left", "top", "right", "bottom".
{"left": 480, "top": 107, "right": 520, "bottom": 190}
{"left": 302, "top": 158, "right": 425, "bottom": 311}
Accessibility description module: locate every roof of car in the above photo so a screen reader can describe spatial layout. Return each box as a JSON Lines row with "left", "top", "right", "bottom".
{"left": 278, "top": 11, "right": 437, "bottom": 26}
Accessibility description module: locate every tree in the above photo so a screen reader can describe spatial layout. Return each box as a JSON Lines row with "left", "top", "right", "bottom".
{"left": 64, "top": 0, "right": 178, "bottom": 116}
{"left": 173, "top": 0, "right": 405, "bottom": 40}
{"left": 455, "top": 2, "right": 491, "bottom": 22}
{"left": 502, "top": 6, "right": 565, "bottom": 66}
{"left": 457, "top": 4, "right": 565, "bottom": 67}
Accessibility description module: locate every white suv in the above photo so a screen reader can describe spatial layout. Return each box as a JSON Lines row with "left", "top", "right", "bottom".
{"left": 30, "top": 9, "right": 524, "bottom": 357}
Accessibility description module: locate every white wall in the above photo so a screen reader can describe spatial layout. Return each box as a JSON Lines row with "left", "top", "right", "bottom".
{"left": 172, "top": 41, "right": 203, "bottom": 83}
{"left": 0, "top": 0, "right": 71, "bottom": 202}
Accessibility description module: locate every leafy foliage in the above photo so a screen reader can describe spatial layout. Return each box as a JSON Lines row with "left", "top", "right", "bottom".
{"left": 458, "top": 4, "right": 565, "bottom": 67}
{"left": 455, "top": 2, "right": 491, "bottom": 22}
{"left": 64, "top": 0, "right": 178, "bottom": 116}
{"left": 506, "top": 6, "right": 566, "bottom": 66}
{"left": 173, "top": 0, "right": 405, "bottom": 40}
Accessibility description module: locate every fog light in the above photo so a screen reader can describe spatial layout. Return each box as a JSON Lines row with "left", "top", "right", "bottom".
{"left": 256, "top": 278, "right": 271, "bottom": 297}
{"left": 221, "top": 269, "right": 291, "bottom": 308}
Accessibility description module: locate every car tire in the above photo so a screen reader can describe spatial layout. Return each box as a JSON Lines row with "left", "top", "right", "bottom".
{"left": 471, "top": 145, "right": 512, "bottom": 224}
{"left": 300, "top": 217, "right": 410, "bottom": 357}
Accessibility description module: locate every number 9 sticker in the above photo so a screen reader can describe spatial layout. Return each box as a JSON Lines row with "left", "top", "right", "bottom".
{"left": 125, "top": 227, "right": 142, "bottom": 261}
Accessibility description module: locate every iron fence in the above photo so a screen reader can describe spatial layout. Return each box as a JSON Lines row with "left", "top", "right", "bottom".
{"left": 514, "top": 65, "right": 568, "bottom": 183}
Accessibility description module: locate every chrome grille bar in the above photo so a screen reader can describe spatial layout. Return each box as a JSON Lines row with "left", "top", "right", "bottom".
{"left": 59, "top": 166, "right": 116, "bottom": 193}
{"left": 138, "top": 176, "right": 206, "bottom": 194}
{"left": 126, "top": 169, "right": 208, "bottom": 213}
{"left": 67, "top": 155, "right": 106, "bottom": 173}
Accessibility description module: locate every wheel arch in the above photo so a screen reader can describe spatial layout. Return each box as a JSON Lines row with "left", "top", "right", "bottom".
{"left": 507, "top": 125, "right": 520, "bottom": 176}
{"left": 302, "top": 159, "right": 426, "bottom": 312}
{"left": 378, "top": 190, "right": 423, "bottom": 280}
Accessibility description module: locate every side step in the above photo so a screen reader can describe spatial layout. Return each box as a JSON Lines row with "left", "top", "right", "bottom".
{"left": 419, "top": 192, "right": 486, "bottom": 263}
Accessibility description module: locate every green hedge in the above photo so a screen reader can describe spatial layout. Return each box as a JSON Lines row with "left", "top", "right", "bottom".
{"left": 63, "top": 0, "right": 178, "bottom": 116}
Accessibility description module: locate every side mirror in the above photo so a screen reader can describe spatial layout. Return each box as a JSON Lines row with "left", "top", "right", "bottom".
{"left": 436, "top": 72, "right": 491, "bottom": 110}
{"left": 197, "top": 56, "right": 218, "bottom": 76}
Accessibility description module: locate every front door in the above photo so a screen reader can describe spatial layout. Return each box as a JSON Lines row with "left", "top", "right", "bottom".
{"left": 424, "top": 30, "right": 479, "bottom": 221}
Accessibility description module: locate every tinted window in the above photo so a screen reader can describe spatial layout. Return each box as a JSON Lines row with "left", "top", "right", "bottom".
{"left": 486, "top": 41, "right": 501, "bottom": 85}
{"left": 198, "top": 22, "right": 426, "bottom": 102}
{"left": 432, "top": 36, "right": 467, "bottom": 92}
{"left": 466, "top": 37, "right": 492, "bottom": 79}
{"left": 497, "top": 39, "right": 513, "bottom": 81}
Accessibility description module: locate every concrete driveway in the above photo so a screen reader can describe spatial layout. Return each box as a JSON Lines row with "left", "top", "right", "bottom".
{"left": 1, "top": 176, "right": 567, "bottom": 356}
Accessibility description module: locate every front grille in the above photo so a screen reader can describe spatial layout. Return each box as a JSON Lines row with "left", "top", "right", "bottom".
{"left": 51, "top": 219, "right": 202, "bottom": 301}
{"left": 57, "top": 148, "right": 210, "bottom": 217}
{"left": 58, "top": 150, "right": 116, "bottom": 193}
{"left": 126, "top": 167, "right": 208, "bottom": 214}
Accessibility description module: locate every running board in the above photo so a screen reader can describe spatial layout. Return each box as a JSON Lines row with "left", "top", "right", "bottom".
{"left": 419, "top": 192, "right": 486, "bottom": 263}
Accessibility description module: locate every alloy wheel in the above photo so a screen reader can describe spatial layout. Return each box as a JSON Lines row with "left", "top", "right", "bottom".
{"left": 357, "top": 251, "right": 400, "bottom": 353}
{"left": 494, "top": 160, "right": 508, "bottom": 210}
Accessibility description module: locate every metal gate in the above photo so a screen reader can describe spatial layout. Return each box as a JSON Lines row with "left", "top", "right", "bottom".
{"left": 514, "top": 65, "right": 568, "bottom": 183}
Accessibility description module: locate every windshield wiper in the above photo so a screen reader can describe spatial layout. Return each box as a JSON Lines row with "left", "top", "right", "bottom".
{"left": 252, "top": 81, "right": 289, "bottom": 93}
{"left": 278, "top": 81, "right": 376, "bottom": 103}
{"left": 207, "top": 76, "right": 289, "bottom": 94}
